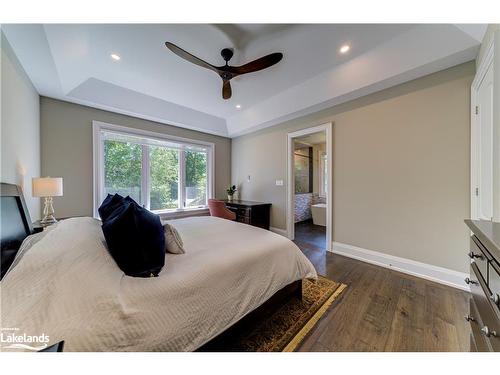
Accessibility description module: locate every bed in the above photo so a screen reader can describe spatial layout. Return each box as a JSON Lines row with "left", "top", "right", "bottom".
{"left": 0, "top": 183, "right": 317, "bottom": 351}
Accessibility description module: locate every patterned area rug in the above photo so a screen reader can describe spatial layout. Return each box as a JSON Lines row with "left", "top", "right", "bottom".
{"left": 200, "top": 276, "right": 346, "bottom": 352}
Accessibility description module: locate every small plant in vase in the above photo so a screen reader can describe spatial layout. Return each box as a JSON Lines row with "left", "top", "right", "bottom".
{"left": 227, "top": 185, "right": 237, "bottom": 201}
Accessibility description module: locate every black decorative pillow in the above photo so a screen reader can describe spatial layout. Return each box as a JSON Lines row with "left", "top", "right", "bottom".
{"left": 98, "top": 194, "right": 125, "bottom": 222}
{"left": 101, "top": 200, "right": 165, "bottom": 277}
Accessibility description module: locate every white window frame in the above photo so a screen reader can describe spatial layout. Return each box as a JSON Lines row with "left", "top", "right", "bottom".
{"left": 319, "top": 151, "right": 327, "bottom": 198}
{"left": 92, "top": 121, "right": 215, "bottom": 218}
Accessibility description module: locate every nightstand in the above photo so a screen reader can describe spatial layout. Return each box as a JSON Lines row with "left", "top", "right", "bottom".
{"left": 32, "top": 217, "right": 77, "bottom": 233}
{"left": 32, "top": 220, "right": 55, "bottom": 233}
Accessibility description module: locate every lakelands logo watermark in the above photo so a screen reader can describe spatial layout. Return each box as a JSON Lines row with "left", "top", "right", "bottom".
{"left": 1, "top": 327, "right": 50, "bottom": 351}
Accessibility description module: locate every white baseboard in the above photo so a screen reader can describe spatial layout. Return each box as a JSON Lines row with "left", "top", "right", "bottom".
{"left": 332, "top": 242, "right": 469, "bottom": 291}
{"left": 270, "top": 227, "right": 288, "bottom": 237}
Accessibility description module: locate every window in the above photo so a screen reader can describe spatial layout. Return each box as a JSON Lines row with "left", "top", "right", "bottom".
{"left": 93, "top": 122, "right": 213, "bottom": 217}
{"left": 149, "top": 145, "right": 179, "bottom": 210}
{"left": 319, "top": 152, "right": 327, "bottom": 197}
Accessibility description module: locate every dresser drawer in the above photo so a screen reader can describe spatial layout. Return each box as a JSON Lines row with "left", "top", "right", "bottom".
{"left": 470, "top": 236, "right": 490, "bottom": 282}
{"left": 224, "top": 204, "right": 238, "bottom": 213}
{"left": 469, "top": 297, "right": 490, "bottom": 352}
{"left": 470, "top": 263, "right": 500, "bottom": 351}
{"left": 236, "top": 216, "right": 250, "bottom": 224}
{"left": 489, "top": 261, "right": 500, "bottom": 310}
{"left": 226, "top": 205, "right": 250, "bottom": 217}
{"left": 237, "top": 208, "right": 251, "bottom": 217}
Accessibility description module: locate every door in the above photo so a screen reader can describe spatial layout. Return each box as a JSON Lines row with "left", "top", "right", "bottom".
{"left": 476, "top": 62, "right": 494, "bottom": 221}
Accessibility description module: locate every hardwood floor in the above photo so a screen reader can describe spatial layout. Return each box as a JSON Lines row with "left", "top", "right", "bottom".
{"left": 293, "top": 224, "right": 471, "bottom": 352}
{"left": 294, "top": 220, "right": 326, "bottom": 250}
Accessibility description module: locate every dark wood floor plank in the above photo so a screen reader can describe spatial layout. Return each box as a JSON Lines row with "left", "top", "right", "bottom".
{"left": 384, "top": 277, "right": 426, "bottom": 351}
{"left": 297, "top": 265, "right": 368, "bottom": 351}
{"left": 307, "top": 341, "right": 331, "bottom": 352}
{"left": 344, "top": 269, "right": 404, "bottom": 351}
{"left": 315, "top": 264, "right": 384, "bottom": 351}
{"left": 296, "top": 256, "right": 360, "bottom": 351}
{"left": 364, "top": 271, "right": 404, "bottom": 350}
{"left": 423, "top": 284, "right": 469, "bottom": 352}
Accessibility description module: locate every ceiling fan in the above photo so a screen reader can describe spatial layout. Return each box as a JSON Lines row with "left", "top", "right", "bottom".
{"left": 165, "top": 42, "right": 283, "bottom": 100}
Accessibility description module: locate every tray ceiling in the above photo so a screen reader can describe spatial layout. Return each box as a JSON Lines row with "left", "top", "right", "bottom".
{"left": 2, "top": 24, "right": 486, "bottom": 137}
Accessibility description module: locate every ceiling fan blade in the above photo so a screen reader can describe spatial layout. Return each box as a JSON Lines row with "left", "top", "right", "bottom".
{"left": 165, "top": 42, "right": 219, "bottom": 73}
{"left": 222, "top": 80, "right": 232, "bottom": 100}
{"left": 228, "top": 52, "right": 283, "bottom": 75}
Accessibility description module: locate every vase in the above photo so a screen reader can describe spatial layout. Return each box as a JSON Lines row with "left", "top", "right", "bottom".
{"left": 227, "top": 195, "right": 233, "bottom": 201}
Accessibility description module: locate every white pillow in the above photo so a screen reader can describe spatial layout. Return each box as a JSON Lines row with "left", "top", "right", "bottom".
{"left": 163, "top": 223, "right": 185, "bottom": 254}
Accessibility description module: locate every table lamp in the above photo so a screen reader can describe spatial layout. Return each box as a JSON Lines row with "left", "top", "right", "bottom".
{"left": 32, "top": 177, "right": 63, "bottom": 225}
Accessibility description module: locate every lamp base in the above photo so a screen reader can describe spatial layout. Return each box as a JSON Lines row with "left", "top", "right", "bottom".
{"left": 40, "top": 215, "right": 58, "bottom": 225}
{"left": 41, "top": 196, "right": 58, "bottom": 225}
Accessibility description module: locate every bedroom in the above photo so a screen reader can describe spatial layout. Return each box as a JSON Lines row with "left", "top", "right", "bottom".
{"left": 1, "top": 0, "right": 500, "bottom": 373}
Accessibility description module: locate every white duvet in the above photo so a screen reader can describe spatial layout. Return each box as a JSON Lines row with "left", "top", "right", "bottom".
{"left": 0, "top": 216, "right": 316, "bottom": 351}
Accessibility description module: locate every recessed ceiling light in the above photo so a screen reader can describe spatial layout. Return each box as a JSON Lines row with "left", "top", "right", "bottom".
{"left": 236, "top": 104, "right": 241, "bottom": 109}
{"left": 339, "top": 45, "right": 350, "bottom": 54}
{"left": 110, "top": 53, "right": 121, "bottom": 61}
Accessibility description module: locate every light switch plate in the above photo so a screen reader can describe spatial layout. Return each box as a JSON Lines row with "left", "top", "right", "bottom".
{"left": 275, "top": 179, "right": 284, "bottom": 186}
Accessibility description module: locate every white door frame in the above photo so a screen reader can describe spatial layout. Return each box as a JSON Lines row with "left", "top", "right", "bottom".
{"left": 470, "top": 39, "right": 495, "bottom": 220}
{"left": 286, "top": 122, "right": 333, "bottom": 252}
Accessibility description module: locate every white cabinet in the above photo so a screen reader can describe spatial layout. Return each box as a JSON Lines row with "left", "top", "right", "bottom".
{"left": 472, "top": 31, "right": 500, "bottom": 222}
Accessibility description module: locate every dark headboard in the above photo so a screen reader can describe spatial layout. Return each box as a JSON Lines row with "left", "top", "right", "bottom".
{"left": 1, "top": 183, "right": 34, "bottom": 280}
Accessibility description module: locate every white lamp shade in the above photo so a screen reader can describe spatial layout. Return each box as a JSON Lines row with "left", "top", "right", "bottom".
{"left": 32, "top": 177, "right": 63, "bottom": 197}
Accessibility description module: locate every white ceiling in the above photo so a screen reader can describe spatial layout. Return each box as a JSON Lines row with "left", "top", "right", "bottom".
{"left": 2, "top": 24, "right": 486, "bottom": 137}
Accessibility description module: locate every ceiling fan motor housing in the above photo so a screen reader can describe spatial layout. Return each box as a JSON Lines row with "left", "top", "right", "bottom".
{"left": 221, "top": 48, "right": 234, "bottom": 63}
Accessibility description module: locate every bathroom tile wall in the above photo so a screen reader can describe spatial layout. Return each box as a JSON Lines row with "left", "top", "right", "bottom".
{"left": 294, "top": 193, "right": 312, "bottom": 222}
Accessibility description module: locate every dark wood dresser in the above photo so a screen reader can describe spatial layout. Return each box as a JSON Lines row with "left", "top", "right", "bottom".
{"left": 464, "top": 219, "right": 500, "bottom": 352}
{"left": 222, "top": 200, "right": 271, "bottom": 230}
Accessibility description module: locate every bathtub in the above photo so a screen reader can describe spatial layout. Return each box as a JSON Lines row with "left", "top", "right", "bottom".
{"left": 311, "top": 203, "right": 326, "bottom": 226}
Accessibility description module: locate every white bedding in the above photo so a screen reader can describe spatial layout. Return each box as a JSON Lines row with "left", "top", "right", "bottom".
{"left": 0, "top": 216, "right": 316, "bottom": 351}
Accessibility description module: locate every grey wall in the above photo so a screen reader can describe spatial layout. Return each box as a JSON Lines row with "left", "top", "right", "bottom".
{"left": 40, "top": 97, "right": 231, "bottom": 218}
{"left": 232, "top": 61, "right": 475, "bottom": 273}
{"left": 1, "top": 32, "right": 41, "bottom": 220}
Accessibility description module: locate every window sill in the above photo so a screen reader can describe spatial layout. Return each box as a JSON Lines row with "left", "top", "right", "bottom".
{"left": 157, "top": 207, "right": 210, "bottom": 220}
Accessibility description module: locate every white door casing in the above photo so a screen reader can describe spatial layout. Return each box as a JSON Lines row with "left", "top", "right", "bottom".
{"left": 477, "top": 62, "right": 494, "bottom": 220}
{"left": 286, "top": 123, "right": 333, "bottom": 251}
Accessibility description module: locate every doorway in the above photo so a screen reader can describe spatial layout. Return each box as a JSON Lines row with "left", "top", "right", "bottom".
{"left": 287, "top": 123, "right": 332, "bottom": 252}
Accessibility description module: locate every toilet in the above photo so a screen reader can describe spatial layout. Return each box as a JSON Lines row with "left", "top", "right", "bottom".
{"left": 311, "top": 203, "right": 326, "bottom": 226}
